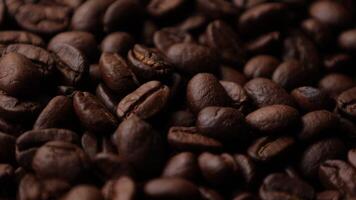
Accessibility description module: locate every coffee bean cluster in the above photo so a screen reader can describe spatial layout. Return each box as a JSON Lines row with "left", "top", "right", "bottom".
{"left": 0, "top": 0, "right": 355, "bottom": 199}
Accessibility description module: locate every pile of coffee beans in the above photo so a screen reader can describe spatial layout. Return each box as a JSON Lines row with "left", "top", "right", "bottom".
{"left": 0, "top": 0, "right": 355, "bottom": 199}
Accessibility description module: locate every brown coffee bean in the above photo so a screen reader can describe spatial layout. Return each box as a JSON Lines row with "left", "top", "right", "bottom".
{"left": 220, "top": 66, "right": 247, "bottom": 85}
{"left": 244, "top": 78, "right": 295, "bottom": 108}
{"left": 244, "top": 55, "right": 279, "bottom": 79}
{"left": 246, "top": 104, "right": 300, "bottom": 135}
{"left": 220, "top": 81, "right": 250, "bottom": 113}
{"left": 319, "top": 73, "right": 355, "bottom": 98}
{"left": 117, "top": 81, "right": 170, "bottom": 120}
{"left": 62, "top": 185, "right": 104, "bottom": 200}
{"left": 153, "top": 27, "right": 193, "bottom": 53}
{"left": 102, "top": 176, "right": 136, "bottom": 200}
{"left": 309, "top": 1, "right": 351, "bottom": 28}
{"left": 73, "top": 91, "right": 118, "bottom": 134}
{"left": 339, "top": 29, "right": 356, "bottom": 53}
{"left": 101, "top": 32, "right": 135, "bottom": 56}
{"left": 162, "top": 152, "right": 199, "bottom": 180}
{"left": 168, "top": 127, "right": 223, "bottom": 152}
{"left": 291, "top": 86, "right": 334, "bottom": 112}
{"left": 337, "top": 87, "right": 356, "bottom": 121}
{"left": 92, "top": 153, "right": 130, "bottom": 180}
{"left": 197, "top": 0, "right": 238, "bottom": 19}
{"left": 187, "top": 73, "right": 231, "bottom": 113}
{"left": 0, "top": 31, "right": 44, "bottom": 46}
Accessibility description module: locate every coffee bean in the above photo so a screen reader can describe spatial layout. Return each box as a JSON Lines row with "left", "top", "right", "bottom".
{"left": 167, "top": 43, "right": 219, "bottom": 75}
{"left": 144, "top": 178, "right": 201, "bottom": 200}
{"left": 243, "top": 55, "right": 279, "bottom": 79}
{"left": 168, "top": 126, "right": 223, "bottom": 152}
{"left": 73, "top": 91, "right": 118, "bottom": 134}
{"left": 246, "top": 104, "right": 300, "bottom": 135}
{"left": 177, "top": 14, "right": 208, "bottom": 33}
{"left": 300, "top": 138, "right": 346, "bottom": 178}
{"left": 32, "top": 141, "right": 89, "bottom": 182}
{"left": 245, "top": 31, "right": 281, "bottom": 55}
{"left": 92, "top": 153, "right": 130, "bottom": 180}
{"left": 319, "top": 73, "right": 355, "bottom": 98}
{"left": 101, "top": 32, "right": 135, "bottom": 56}
{"left": 197, "top": 0, "right": 238, "bottom": 19}
{"left": 244, "top": 78, "right": 295, "bottom": 108}
{"left": 99, "top": 52, "right": 138, "bottom": 95}
{"left": 259, "top": 173, "right": 315, "bottom": 200}
{"left": 147, "top": 0, "right": 189, "bottom": 20}
{"left": 220, "top": 65, "right": 247, "bottom": 85}
{"left": 291, "top": 86, "right": 334, "bottom": 112}
{"left": 117, "top": 81, "right": 170, "bottom": 120}
{"left": 337, "top": 87, "right": 356, "bottom": 121}
{"left": 301, "top": 18, "right": 331, "bottom": 46}
{"left": 0, "top": 31, "right": 44, "bottom": 46}
{"left": 309, "top": 1, "right": 351, "bottom": 28}
{"left": 233, "top": 154, "right": 257, "bottom": 185}
{"left": 102, "top": 176, "right": 136, "bottom": 200}
{"left": 162, "top": 152, "right": 199, "bottom": 180}
{"left": 197, "top": 106, "right": 247, "bottom": 141}
{"left": 153, "top": 27, "right": 193, "bottom": 53}
{"left": 62, "top": 185, "right": 104, "bottom": 200}
{"left": 220, "top": 79, "right": 249, "bottom": 109}
{"left": 187, "top": 73, "right": 231, "bottom": 113}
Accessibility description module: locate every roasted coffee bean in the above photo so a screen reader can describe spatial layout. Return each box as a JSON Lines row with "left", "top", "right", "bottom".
{"left": 114, "top": 115, "right": 164, "bottom": 176}
{"left": 196, "top": 0, "right": 238, "bottom": 19}
{"left": 177, "top": 14, "right": 208, "bottom": 33}
{"left": 244, "top": 78, "right": 295, "bottom": 108}
{"left": 300, "top": 138, "right": 346, "bottom": 178}
{"left": 73, "top": 91, "right": 118, "bottom": 134}
{"left": 99, "top": 52, "right": 138, "bottom": 95}
{"left": 318, "top": 73, "right": 355, "bottom": 98}
{"left": 220, "top": 65, "right": 247, "bottom": 85}
{"left": 197, "top": 106, "right": 247, "bottom": 141}
{"left": 319, "top": 160, "right": 356, "bottom": 196}
{"left": 0, "top": 31, "right": 44, "bottom": 46}
{"left": 245, "top": 31, "right": 281, "bottom": 55}
{"left": 234, "top": 154, "right": 256, "bottom": 185}
{"left": 203, "top": 20, "right": 245, "bottom": 65}
{"left": 92, "top": 153, "right": 130, "bottom": 180}
{"left": 144, "top": 178, "right": 201, "bottom": 200}
{"left": 168, "top": 110, "right": 196, "bottom": 127}
{"left": 101, "top": 32, "right": 135, "bottom": 56}
{"left": 220, "top": 80, "right": 249, "bottom": 109}
{"left": 259, "top": 173, "right": 315, "bottom": 200}
{"left": 243, "top": 55, "right": 279, "bottom": 79}
{"left": 128, "top": 44, "right": 173, "bottom": 81}
{"left": 102, "top": 176, "right": 136, "bottom": 200}
{"left": 95, "top": 84, "right": 120, "bottom": 114}
{"left": 168, "top": 127, "right": 223, "bottom": 152}
{"left": 187, "top": 73, "right": 231, "bottom": 113}
{"left": 309, "top": 1, "right": 351, "bottom": 28}
{"left": 248, "top": 136, "right": 295, "bottom": 162}
{"left": 291, "top": 86, "right": 334, "bottom": 112}
{"left": 162, "top": 152, "right": 199, "bottom": 180}
{"left": 339, "top": 29, "right": 356, "bottom": 53}
{"left": 0, "top": 53, "right": 42, "bottom": 97}
{"left": 61, "top": 185, "right": 104, "bottom": 200}
{"left": 337, "top": 87, "right": 356, "bottom": 121}
{"left": 299, "top": 110, "right": 339, "bottom": 142}
{"left": 153, "top": 27, "right": 193, "bottom": 53}
{"left": 117, "top": 81, "right": 170, "bottom": 120}
{"left": 167, "top": 43, "right": 219, "bottom": 75}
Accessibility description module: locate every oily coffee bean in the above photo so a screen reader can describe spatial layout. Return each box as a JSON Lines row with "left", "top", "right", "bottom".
{"left": 73, "top": 91, "right": 118, "bottom": 134}
{"left": 291, "top": 86, "right": 334, "bottom": 112}
{"left": 196, "top": 106, "right": 247, "bottom": 141}
{"left": 101, "top": 32, "right": 135, "bottom": 56}
{"left": 243, "top": 55, "right": 279, "bottom": 79}
{"left": 177, "top": 14, "right": 208, "bottom": 33}
{"left": 0, "top": 31, "right": 44, "bottom": 46}
{"left": 99, "top": 52, "right": 138, "bottom": 95}
{"left": 61, "top": 185, "right": 104, "bottom": 200}
{"left": 244, "top": 78, "right": 295, "bottom": 108}
{"left": 220, "top": 65, "right": 247, "bottom": 85}
{"left": 32, "top": 141, "right": 89, "bottom": 182}
{"left": 186, "top": 73, "right": 231, "bottom": 113}
{"left": 337, "top": 87, "right": 356, "bottom": 121}
{"left": 102, "top": 176, "right": 136, "bottom": 200}
{"left": 128, "top": 44, "right": 173, "bottom": 81}
{"left": 147, "top": 0, "right": 189, "bottom": 20}
{"left": 153, "top": 27, "right": 193, "bottom": 53}
{"left": 116, "top": 81, "right": 170, "bottom": 120}
{"left": 162, "top": 152, "right": 199, "bottom": 180}
{"left": 144, "top": 178, "right": 201, "bottom": 200}
{"left": 318, "top": 73, "right": 355, "bottom": 99}
{"left": 168, "top": 126, "right": 223, "bottom": 152}
{"left": 338, "top": 29, "right": 356, "bottom": 53}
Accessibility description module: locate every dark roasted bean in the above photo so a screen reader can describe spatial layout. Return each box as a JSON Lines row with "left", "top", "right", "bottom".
{"left": 291, "top": 86, "right": 334, "bottom": 112}
{"left": 162, "top": 152, "right": 199, "bottom": 180}
{"left": 101, "top": 32, "right": 135, "bottom": 56}
{"left": 337, "top": 87, "right": 356, "bottom": 122}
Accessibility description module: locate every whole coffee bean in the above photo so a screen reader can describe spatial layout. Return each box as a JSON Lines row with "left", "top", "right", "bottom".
{"left": 299, "top": 110, "right": 339, "bottom": 142}
{"left": 301, "top": 18, "right": 331, "bottom": 46}
{"left": 0, "top": 53, "right": 42, "bottom": 97}
{"left": 246, "top": 104, "right": 300, "bottom": 135}
{"left": 199, "top": 187, "right": 224, "bottom": 200}
{"left": 0, "top": 31, "right": 44, "bottom": 46}
{"left": 153, "top": 27, "right": 193, "bottom": 53}
{"left": 309, "top": 1, "right": 351, "bottom": 28}
{"left": 197, "top": 106, "right": 247, "bottom": 141}
{"left": 177, "top": 14, "right": 208, "bottom": 33}
{"left": 319, "top": 160, "right": 356, "bottom": 196}
{"left": 61, "top": 185, "right": 104, "bottom": 200}
{"left": 187, "top": 73, "right": 231, "bottom": 113}
{"left": 0, "top": 132, "right": 15, "bottom": 163}
{"left": 203, "top": 20, "right": 245, "bottom": 65}
{"left": 291, "top": 86, "right": 334, "bottom": 112}
{"left": 99, "top": 52, "right": 138, "bottom": 95}
{"left": 318, "top": 73, "right": 355, "bottom": 98}
{"left": 220, "top": 65, "right": 247, "bottom": 85}
{"left": 196, "top": 0, "right": 238, "bottom": 19}
{"left": 73, "top": 91, "right": 118, "bottom": 134}
{"left": 92, "top": 153, "right": 130, "bottom": 180}
{"left": 48, "top": 31, "right": 98, "bottom": 60}
{"left": 32, "top": 141, "right": 89, "bottom": 182}
{"left": 162, "top": 152, "right": 199, "bottom": 180}
{"left": 147, "top": 0, "right": 189, "bottom": 20}
{"left": 220, "top": 80, "right": 249, "bottom": 110}
{"left": 71, "top": 0, "right": 114, "bottom": 32}
{"left": 128, "top": 44, "right": 173, "bottom": 81}
{"left": 272, "top": 59, "right": 314, "bottom": 90}
{"left": 168, "top": 127, "right": 223, "bottom": 152}
{"left": 259, "top": 173, "right": 315, "bottom": 200}
{"left": 114, "top": 115, "right": 164, "bottom": 176}
{"left": 117, "top": 81, "right": 170, "bottom": 120}
{"left": 316, "top": 190, "right": 342, "bottom": 200}
{"left": 245, "top": 31, "right": 281, "bottom": 55}
{"left": 244, "top": 55, "right": 279, "bottom": 79}
{"left": 33, "top": 96, "right": 75, "bottom": 130}
{"left": 234, "top": 154, "right": 257, "bottom": 185}
{"left": 96, "top": 84, "right": 120, "bottom": 114}
{"left": 168, "top": 110, "right": 196, "bottom": 127}
{"left": 102, "top": 176, "right": 136, "bottom": 200}
{"left": 144, "top": 178, "right": 201, "bottom": 200}
{"left": 167, "top": 43, "right": 219, "bottom": 75}
{"left": 6, "top": 1, "right": 71, "bottom": 34}
{"left": 300, "top": 138, "right": 346, "bottom": 178}
{"left": 101, "top": 32, "right": 135, "bottom": 56}
{"left": 248, "top": 136, "right": 295, "bottom": 162}
{"left": 238, "top": 2, "right": 288, "bottom": 36}
{"left": 337, "top": 87, "right": 356, "bottom": 121}
{"left": 339, "top": 29, "right": 356, "bottom": 53}
{"left": 244, "top": 78, "right": 295, "bottom": 108}
{"left": 52, "top": 44, "right": 89, "bottom": 87}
